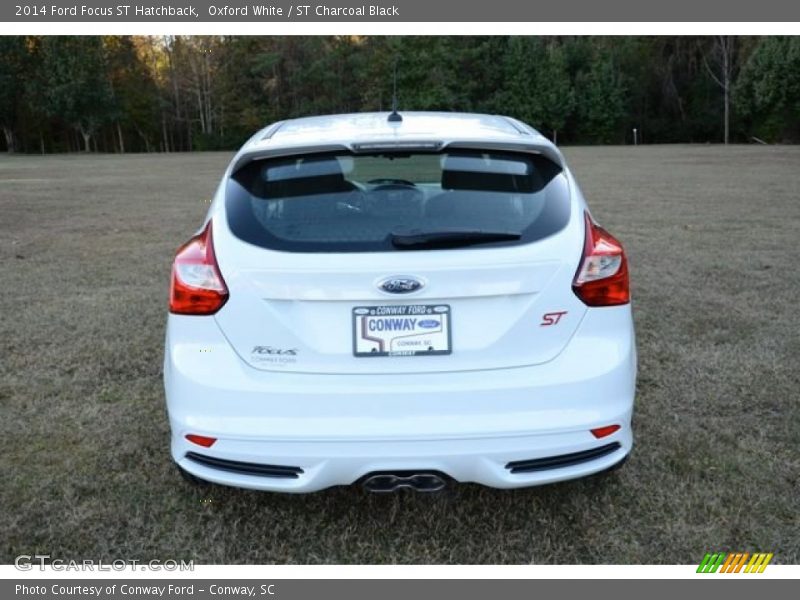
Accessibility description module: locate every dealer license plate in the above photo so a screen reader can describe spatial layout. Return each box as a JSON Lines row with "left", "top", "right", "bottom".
{"left": 352, "top": 305, "right": 451, "bottom": 357}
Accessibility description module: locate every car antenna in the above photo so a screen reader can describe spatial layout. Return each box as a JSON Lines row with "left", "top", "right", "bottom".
{"left": 387, "top": 59, "right": 402, "bottom": 123}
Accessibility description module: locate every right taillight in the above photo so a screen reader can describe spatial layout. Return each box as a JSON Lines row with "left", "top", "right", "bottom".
{"left": 572, "top": 211, "right": 630, "bottom": 307}
{"left": 169, "top": 220, "right": 229, "bottom": 315}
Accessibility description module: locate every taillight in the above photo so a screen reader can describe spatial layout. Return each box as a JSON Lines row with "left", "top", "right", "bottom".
{"left": 169, "top": 221, "right": 228, "bottom": 315}
{"left": 572, "top": 211, "right": 630, "bottom": 307}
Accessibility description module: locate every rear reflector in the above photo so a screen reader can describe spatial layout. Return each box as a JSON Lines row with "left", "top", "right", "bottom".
{"left": 185, "top": 434, "right": 217, "bottom": 448}
{"left": 590, "top": 424, "right": 621, "bottom": 439}
{"left": 572, "top": 211, "right": 630, "bottom": 306}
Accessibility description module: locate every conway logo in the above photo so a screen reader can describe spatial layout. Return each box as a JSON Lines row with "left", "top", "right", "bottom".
{"left": 697, "top": 552, "right": 774, "bottom": 573}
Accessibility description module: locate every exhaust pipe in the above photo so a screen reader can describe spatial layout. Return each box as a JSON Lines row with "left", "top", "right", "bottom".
{"left": 362, "top": 472, "right": 448, "bottom": 493}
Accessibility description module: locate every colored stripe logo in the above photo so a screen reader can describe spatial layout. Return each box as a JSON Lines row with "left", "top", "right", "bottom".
{"left": 697, "top": 552, "right": 773, "bottom": 573}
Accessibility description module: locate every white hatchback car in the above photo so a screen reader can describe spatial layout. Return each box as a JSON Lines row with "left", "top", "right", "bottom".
{"left": 164, "top": 111, "right": 636, "bottom": 493}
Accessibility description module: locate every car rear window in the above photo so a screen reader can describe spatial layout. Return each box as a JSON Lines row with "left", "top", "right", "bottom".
{"left": 226, "top": 150, "right": 570, "bottom": 252}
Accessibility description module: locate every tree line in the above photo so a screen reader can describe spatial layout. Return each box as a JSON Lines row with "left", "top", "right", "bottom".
{"left": 1, "top": 35, "right": 798, "bottom": 153}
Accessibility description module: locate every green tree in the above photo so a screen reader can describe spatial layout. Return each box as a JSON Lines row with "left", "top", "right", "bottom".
{"left": 37, "top": 37, "right": 115, "bottom": 151}
{"left": 494, "top": 37, "right": 574, "bottom": 142}
{"left": 0, "top": 36, "right": 28, "bottom": 152}
{"left": 361, "top": 37, "right": 486, "bottom": 113}
{"left": 574, "top": 50, "right": 627, "bottom": 144}
{"left": 735, "top": 37, "right": 800, "bottom": 142}
{"left": 104, "top": 36, "right": 161, "bottom": 152}
{"left": 2, "top": 35, "right": 799, "bottom": 151}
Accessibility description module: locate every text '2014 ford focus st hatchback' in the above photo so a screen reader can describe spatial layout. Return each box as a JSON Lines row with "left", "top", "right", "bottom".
{"left": 164, "top": 111, "right": 636, "bottom": 493}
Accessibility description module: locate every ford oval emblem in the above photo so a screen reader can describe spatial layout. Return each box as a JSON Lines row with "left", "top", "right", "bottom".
{"left": 378, "top": 276, "right": 424, "bottom": 294}
{"left": 418, "top": 319, "right": 440, "bottom": 329}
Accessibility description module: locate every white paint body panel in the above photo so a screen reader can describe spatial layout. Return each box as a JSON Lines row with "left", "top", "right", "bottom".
{"left": 163, "top": 112, "right": 637, "bottom": 492}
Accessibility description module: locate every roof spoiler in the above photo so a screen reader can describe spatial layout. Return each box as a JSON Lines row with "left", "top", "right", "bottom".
{"left": 229, "top": 139, "right": 565, "bottom": 175}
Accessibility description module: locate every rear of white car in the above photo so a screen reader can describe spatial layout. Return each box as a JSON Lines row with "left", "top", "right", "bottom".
{"left": 164, "top": 112, "right": 636, "bottom": 492}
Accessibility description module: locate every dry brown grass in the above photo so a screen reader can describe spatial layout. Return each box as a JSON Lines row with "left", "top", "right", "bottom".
{"left": 1, "top": 146, "right": 798, "bottom": 564}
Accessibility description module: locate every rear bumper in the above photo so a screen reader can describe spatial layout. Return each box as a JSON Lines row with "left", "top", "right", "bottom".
{"left": 164, "top": 306, "right": 636, "bottom": 492}
{"left": 176, "top": 431, "right": 632, "bottom": 492}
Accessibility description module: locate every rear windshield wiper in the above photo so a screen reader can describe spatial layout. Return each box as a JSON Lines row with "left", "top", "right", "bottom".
{"left": 390, "top": 229, "right": 522, "bottom": 250}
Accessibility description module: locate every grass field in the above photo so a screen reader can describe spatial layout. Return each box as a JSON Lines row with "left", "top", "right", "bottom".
{"left": 1, "top": 146, "right": 798, "bottom": 564}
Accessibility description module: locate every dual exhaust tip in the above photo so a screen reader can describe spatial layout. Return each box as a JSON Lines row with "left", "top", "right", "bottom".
{"left": 361, "top": 471, "right": 448, "bottom": 493}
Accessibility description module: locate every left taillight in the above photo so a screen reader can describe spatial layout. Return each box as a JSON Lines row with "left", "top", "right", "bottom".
{"left": 169, "top": 220, "right": 229, "bottom": 315}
